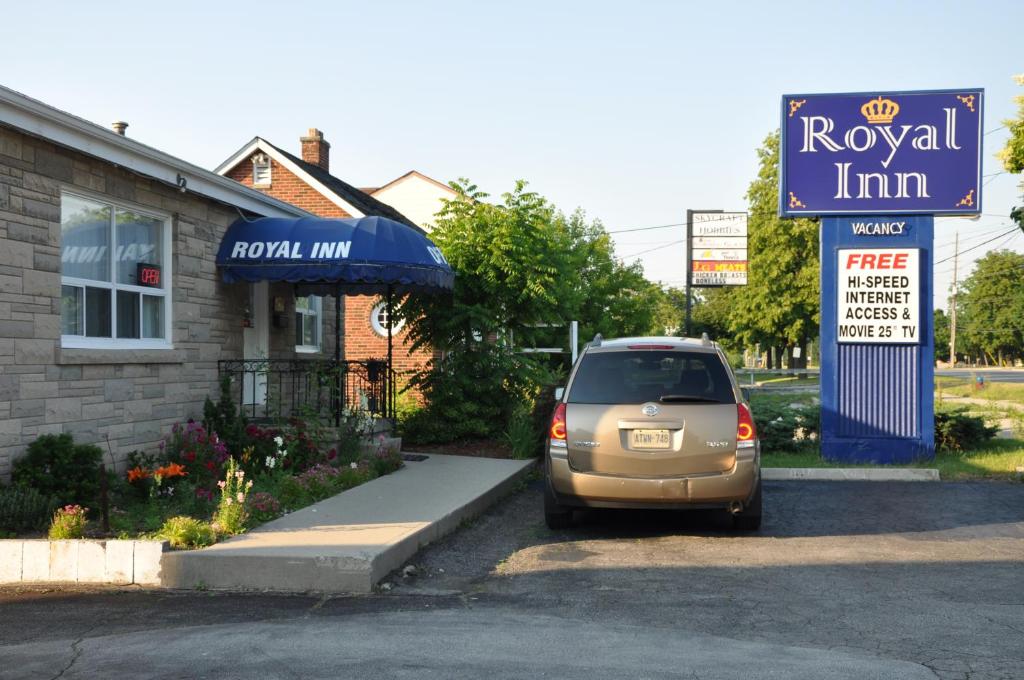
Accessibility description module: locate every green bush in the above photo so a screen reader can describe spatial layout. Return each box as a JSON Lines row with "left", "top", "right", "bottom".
{"left": 0, "top": 485, "right": 57, "bottom": 534}
{"left": 48, "top": 504, "right": 88, "bottom": 539}
{"left": 504, "top": 405, "right": 540, "bottom": 459}
{"left": 158, "top": 515, "right": 216, "bottom": 549}
{"left": 935, "top": 407, "right": 998, "bottom": 452}
{"left": 751, "top": 400, "right": 820, "bottom": 453}
{"left": 402, "top": 346, "right": 531, "bottom": 444}
{"left": 246, "top": 492, "right": 282, "bottom": 524}
{"left": 276, "top": 475, "right": 313, "bottom": 510}
{"left": 203, "top": 374, "right": 247, "bottom": 458}
{"left": 13, "top": 434, "right": 102, "bottom": 507}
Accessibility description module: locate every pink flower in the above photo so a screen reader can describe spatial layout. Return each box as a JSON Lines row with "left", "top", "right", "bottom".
{"left": 236, "top": 492, "right": 245, "bottom": 503}
{"left": 217, "top": 480, "right": 226, "bottom": 489}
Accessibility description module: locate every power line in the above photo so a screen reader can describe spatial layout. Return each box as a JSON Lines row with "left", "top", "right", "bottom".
{"left": 984, "top": 124, "right": 1008, "bottom": 136}
{"left": 608, "top": 211, "right": 1015, "bottom": 236}
{"left": 620, "top": 238, "right": 687, "bottom": 259}
{"left": 934, "top": 224, "right": 1013, "bottom": 250}
{"left": 933, "top": 228, "right": 1020, "bottom": 265}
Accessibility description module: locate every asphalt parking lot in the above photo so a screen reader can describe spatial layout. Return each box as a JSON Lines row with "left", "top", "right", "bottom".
{"left": 1, "top": 478, "right": 1022, "bottom": 679}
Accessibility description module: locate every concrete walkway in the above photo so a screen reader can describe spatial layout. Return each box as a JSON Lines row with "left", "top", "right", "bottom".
{"left": 161, "top": 454, "right": 535, "bottom": 594}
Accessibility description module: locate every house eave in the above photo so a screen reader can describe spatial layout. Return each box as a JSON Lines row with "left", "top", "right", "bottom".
{"left": 0, "top": 85, "right": 309, "bottom": 219}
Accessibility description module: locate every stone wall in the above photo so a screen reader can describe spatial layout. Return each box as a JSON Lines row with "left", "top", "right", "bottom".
{"left": 0, "top": 124, "right": 294, "bottom": 478}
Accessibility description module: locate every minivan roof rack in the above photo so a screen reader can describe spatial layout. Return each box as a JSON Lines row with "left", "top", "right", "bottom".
{"left": 591, "top": 333, "right": 603, "bottom": 348}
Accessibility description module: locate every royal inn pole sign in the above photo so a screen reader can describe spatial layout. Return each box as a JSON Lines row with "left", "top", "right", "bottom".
{"left": 780, "top": 89, "right": 983, "bottom": 216}
{"left": 779, "top": 88, "right": 983, "bottom": 464}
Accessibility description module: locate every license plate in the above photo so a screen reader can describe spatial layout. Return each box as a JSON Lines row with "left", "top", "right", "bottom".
{"left": 630, "top": 429, "right": 671, "bottom": 449}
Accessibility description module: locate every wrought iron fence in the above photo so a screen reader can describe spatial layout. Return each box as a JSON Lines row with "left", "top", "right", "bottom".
{"left": 217, "top": 358, "right": 395, "bottom": 424}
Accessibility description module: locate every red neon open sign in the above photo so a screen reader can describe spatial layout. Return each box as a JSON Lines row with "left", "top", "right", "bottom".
{"left": 137, "top": 263, "right": 161, "bottom": 287}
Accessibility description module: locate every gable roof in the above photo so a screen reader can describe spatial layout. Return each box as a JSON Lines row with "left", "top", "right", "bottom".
{"left": 370, "top": 170, "right": 457, "bottom": 196}
{"left": 215, "top": 137, "right": 422, "bottom": 232}
{"left": 0, "top": 85, "right": 308, "bottom": 219}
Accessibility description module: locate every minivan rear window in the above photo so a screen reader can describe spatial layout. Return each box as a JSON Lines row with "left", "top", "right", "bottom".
{"left": 567, "top": 350, "right": 735, "bottom": 405}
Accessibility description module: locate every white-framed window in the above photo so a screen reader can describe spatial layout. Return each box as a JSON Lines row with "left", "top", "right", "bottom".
{"left": 295, "top": 296, "right": 322, "bottom": 352}
{"left": 60, "top": 191, "right": 172, "bottom": 350}
{"left": 252, "top": 153, "right": 271, "bottom": 186}
{"left": 370, "top": 301, "right": 405, "bottom": 337}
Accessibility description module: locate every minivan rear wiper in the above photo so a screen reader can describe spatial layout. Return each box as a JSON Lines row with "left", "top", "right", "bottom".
{"left": 658, "top": 395, "right": 722, "bottom": 404}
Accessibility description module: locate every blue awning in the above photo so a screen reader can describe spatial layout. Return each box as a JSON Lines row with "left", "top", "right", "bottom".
{"left": 216, "top": 216, "right": 454, "bottom": 295}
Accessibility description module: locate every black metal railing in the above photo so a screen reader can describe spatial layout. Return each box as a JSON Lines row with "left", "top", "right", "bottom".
{"left": 217, "top": 358, "right": 395, "bottom": 424}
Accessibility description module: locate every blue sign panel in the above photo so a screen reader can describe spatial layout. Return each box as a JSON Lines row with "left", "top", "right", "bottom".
{"left": 780, "top": 89, "right": 983, "bottom": 216}
{"left": 820, "top": 215, "right": 935, "bottom": 463}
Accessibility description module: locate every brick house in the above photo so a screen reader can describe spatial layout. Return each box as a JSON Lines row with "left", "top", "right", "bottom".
{"left": 216, "top": 132, "right": 456, "bottom": 392}
{"left": 0, "top": 85, "right": 339, "bottom": 478}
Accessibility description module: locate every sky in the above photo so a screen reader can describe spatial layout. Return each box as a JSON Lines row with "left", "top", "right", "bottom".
{"left": 2, "top": 0, "right": 1021, "bottom": 309}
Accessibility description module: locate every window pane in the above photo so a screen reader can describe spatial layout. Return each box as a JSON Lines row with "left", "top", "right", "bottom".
{"left": 85, "top": 287, "right": 111, "bottom": 337}
{"left": 61, "top": 285, "right": 83, "bottom": 335}
{"left": 116, "top": 210, "right": 163, "bottom": 286}
{"left": 303, "top": 315, "right": 317, "bottom": 347}
{"left": 61, "top": 195, "right": 111, "bottom": 282}
{"left": 142, "top": 295, "right": 164, "bottom": 339}
{"left": 295, "top": 313, "right": 303, "bottom": 345}
{"left": 567, "top": 351, "right": 736, "bottom": 405}
{"left": 295, "top": 296, "right": 311, "bottom": 312}
{"left": 116, "top": 290, "right": 140, "bottom": 339}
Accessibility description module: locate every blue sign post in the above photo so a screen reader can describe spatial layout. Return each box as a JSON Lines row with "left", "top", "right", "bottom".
{"left": 780, "top": 89, "right": 983, "bottom": 463}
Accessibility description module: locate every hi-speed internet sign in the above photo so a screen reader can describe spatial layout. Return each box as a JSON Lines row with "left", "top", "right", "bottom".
{"left": 780, "top": 89, "right": 983, "bottom": 216}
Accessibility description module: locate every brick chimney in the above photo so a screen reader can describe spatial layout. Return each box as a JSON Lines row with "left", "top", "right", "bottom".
{"left": 300, "top": 128, "right": 330, "bottom": 171}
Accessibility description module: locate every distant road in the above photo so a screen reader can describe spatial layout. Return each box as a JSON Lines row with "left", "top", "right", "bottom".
{"left": 936, "top": 368, "right": 1024, "bottom": 383}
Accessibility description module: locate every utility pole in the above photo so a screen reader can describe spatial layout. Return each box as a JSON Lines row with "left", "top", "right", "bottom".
{"left": 949, "top": 231, "right": 958, "bottom": 366}
{"left": 684, "top": 209, "right": 693, "bottom": 337}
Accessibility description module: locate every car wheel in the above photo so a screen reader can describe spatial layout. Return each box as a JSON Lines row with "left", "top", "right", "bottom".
{"left": 544, "top": 481, "right": 573, "bottom": 530}
{"left": 732, "top": 477, "right": 762, "bottom": 531}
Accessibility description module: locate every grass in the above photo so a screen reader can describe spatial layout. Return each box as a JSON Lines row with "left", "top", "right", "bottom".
{"left": 750, "top": 390, "right": 1024, "bottom": 480}
{"left": 749, "top": 391, "right": 815, "bottom": 410}
{"left": 763, "top": 439, "right": 1024, "bottom": 480}
{"left": 735, "top": 370, "right": 820, "bottom": 387}
{"left": 939, "top": 381, "right": 1024, "bottom": 403}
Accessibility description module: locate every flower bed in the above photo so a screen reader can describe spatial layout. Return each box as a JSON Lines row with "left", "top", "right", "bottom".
{"left": 1, "top": 386, "right": 403, "bottom": 551}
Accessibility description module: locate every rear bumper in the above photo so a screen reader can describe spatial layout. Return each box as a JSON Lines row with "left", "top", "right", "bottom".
{"left": 547, "top": 448, "right": 759, "bottom": 510}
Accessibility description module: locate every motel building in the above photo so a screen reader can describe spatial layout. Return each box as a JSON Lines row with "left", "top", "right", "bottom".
{"left": 0, "top": 85, "right": 437, "bottom": 478}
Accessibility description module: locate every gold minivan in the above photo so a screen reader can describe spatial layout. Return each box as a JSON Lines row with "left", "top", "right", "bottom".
{"left": 545, "top": 335, "right": 761, "bottom": 529}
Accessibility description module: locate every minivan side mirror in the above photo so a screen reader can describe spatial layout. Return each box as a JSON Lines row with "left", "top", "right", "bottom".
{"left": 741, "top": 388, "right": 751, "bottom": 402}
{"left": 554, "top": 386, "right": 565, "bottom": 401}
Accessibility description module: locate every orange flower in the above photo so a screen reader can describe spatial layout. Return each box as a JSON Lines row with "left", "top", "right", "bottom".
{"left": 127, "top": 466, "right": 151, "bottom": 483}
{"left": 155, "top": 462, "right": 187, "bottom": 479}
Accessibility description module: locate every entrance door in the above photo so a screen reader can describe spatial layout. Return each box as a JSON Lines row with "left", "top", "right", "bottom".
{"left": 242, "top": 281, "right": 269, "bottom": 408}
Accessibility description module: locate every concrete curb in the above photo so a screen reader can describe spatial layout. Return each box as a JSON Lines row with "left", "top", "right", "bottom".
{"left": 0, "top": 539, "right": 168, "bottom": 585}
{"left": 161, "top": 455, "right": 537, "bottom": 594}
{"left": 763, "top": 467, "right": 940, "bottom": 482}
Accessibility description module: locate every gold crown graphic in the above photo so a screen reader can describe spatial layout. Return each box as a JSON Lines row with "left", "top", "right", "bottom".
{"left": 861, "top": 96, "right": 899, "bottom": 124}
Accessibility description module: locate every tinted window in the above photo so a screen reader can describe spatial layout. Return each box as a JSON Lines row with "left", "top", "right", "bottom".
{"left": 567, "top": 350, "right": 735, "bottom": 404}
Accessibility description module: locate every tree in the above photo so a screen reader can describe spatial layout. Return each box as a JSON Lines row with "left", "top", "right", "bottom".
{"left": 998, "top": 74, "right": 1024, "bottom": 229}
{"left": 690, "top": 287, "right": 740, "bottom": 348}
{"left": 959, "top": 250, "right": 1024, "bottom": 366}
{"left": 560, "top": 210, "right": 663, "bottom": 342}
{"left": 727, "top": 131, "right": 820, "bottom": 367}
{"left": 933, "top": 309, "right": 951, "bottom": 365}
{"left": 398, "top": 180, "right": 575, "bottom": 441}
{"left": 398, "top": 180, "right": 676, "bottom": 443}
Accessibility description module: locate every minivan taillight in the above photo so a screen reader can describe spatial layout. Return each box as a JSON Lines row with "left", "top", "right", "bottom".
{"left": 737, "top": 403, "right": 756, "bottom": 449}
{"left": 550, "top": 403, "right": 567, "bottom": 448}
